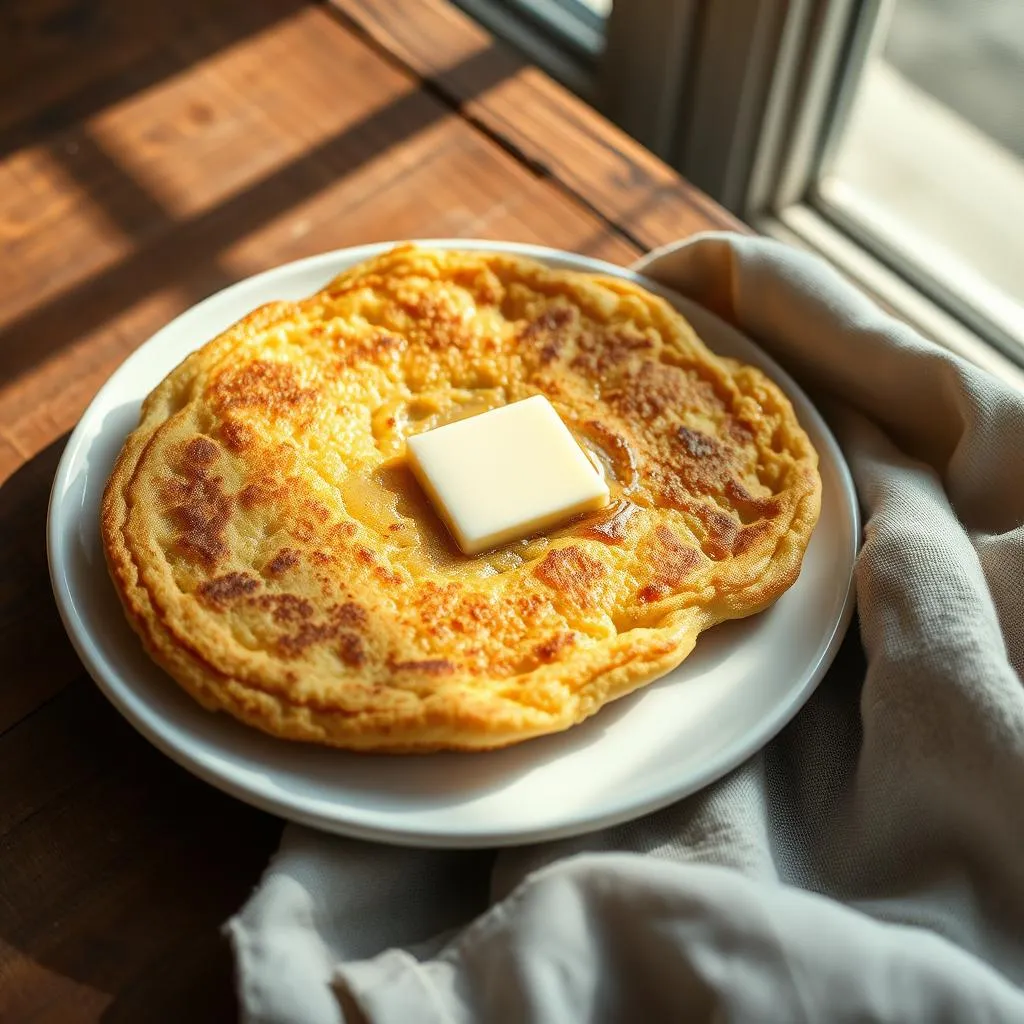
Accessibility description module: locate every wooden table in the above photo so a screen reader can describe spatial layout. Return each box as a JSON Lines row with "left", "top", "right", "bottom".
{"left": 0, "top": 1, "right": 738, "bottom": 1018}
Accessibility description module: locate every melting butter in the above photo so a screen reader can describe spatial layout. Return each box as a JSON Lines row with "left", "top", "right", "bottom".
{"left": 406, "top": 395, "right": 610, "bottom": 555}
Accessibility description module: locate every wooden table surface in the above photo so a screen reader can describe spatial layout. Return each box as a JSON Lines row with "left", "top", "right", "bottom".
{"left": 0, "top": 1, "right": 738, "bottom": 1018}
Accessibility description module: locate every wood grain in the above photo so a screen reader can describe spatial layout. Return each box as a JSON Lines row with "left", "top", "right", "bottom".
{"left": 0, "top": 3, "right": 637, "bottom": 481}
{"left": 329, "top": 0, "right": 748, "bottom": 247}
{"left": 0, "top": 0, "right": 737, "bottom": 1018}
{"left": 0, "top": 0, "right": 308, "bottom": 158}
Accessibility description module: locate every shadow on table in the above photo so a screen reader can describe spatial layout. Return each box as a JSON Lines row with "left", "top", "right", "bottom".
{"left": 0, "top": 36, "right": 518, "bottom": 394}
{"left": 0, "top": 435, "right": 284, "bottom": 1022}
{"left": 0, "top": 0, "right": 309, "bottom": 162}
{"left": 0, "top": 3, "right": 586, "bottom": 1015}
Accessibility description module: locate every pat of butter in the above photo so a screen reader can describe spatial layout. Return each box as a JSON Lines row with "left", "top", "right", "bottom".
{"left": 406, "top": 395, "right": 610, "bottom": 555}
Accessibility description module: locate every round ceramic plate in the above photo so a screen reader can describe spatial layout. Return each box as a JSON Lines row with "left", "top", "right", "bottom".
{"left": 48, "top": 240, "right": 858, "bottom": 848}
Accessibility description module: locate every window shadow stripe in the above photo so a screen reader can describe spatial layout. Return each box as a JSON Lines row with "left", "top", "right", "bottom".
{"left": 0, "top": 47, "right": 512, "bottom": 388}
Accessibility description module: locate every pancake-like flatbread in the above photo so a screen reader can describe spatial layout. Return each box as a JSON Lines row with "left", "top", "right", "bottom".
{"left": 102, "top": 246, "right": 821, "bottom": 751}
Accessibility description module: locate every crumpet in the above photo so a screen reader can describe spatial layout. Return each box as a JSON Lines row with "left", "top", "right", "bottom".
{"left": 101, "top": 246, "right": 821, "bottom": 751}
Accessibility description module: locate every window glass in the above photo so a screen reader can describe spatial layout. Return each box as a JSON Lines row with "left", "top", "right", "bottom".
{"left": 821, "top": 0, "right": 1024, "bottom": 341}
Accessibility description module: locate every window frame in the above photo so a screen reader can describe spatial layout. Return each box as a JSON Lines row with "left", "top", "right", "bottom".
{"left": 450, "top": 0, "right": 602, "bottom": 100}
{"left": 672, "top": 0, "right": 1024, "bottom": 375}
{"left": 460, "top": 0, "right": 1024, "bottom": 380}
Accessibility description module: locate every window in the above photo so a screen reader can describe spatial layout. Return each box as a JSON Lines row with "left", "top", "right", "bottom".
{"left": 680, "top": 0, "right": 1024, "bottom": 368}
{"left": 452, "top": 0, "right": 610, "bottom": 99}
{"left": 496, "top": 0, "right": 609, "bottom": 57}
{"left": 465, "top": 0, "right": 1024, "bottom": 373}
{"left": 816, "top": 0, "right": 1024, "bottom": 356}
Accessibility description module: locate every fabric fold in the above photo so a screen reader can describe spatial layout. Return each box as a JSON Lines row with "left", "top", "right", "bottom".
{"left": 229, "top": 233, "right": 1024, "bottom": 1023}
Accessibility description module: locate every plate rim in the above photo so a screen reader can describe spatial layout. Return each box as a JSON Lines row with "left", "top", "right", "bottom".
{"left": 47, "top": 238, "right": 859, "bottom": 848}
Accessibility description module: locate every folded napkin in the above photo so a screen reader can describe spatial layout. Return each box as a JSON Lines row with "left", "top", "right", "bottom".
{"left": 228, "top": 233, "right": 1024, "bottom": 1023}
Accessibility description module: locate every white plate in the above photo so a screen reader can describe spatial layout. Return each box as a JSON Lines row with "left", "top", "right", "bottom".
{"left": 48, "top": 240, "right": 859, "bottom": 848}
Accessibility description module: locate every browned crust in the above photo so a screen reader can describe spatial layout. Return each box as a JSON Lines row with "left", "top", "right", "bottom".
{"left": 100, "top": 247, "right": 822, "bottom": 752}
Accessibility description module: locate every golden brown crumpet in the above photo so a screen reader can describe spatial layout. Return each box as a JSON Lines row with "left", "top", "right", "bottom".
{"left": 101, "top": 246, "right": 821, "bottom": 752}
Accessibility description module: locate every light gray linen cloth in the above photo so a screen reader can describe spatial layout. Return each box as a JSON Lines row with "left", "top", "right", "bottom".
{"left": 228, "top": 233, "right": 1024, "bottom": 1023}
